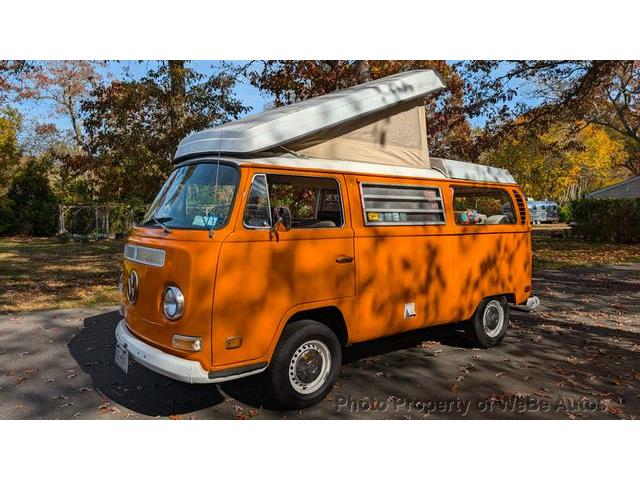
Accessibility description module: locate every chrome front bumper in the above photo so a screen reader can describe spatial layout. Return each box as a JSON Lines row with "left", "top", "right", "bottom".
{"left": 115, "top": 320, "right": 267, "bottom": 384}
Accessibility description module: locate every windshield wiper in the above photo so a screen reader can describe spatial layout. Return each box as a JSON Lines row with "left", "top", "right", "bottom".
{"left": 146, "top": 215, "right": 173, "bottom": 234}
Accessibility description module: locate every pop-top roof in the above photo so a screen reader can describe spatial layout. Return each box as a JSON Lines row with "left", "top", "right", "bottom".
{"left": 430, "top": 158, "right": 516, "bottom": 184}
{"left": 174, "top": 69, "right": 445, "bottom": 161}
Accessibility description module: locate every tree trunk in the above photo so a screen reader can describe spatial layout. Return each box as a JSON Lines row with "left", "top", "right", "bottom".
{"left": 356, "top": 60, "right": 372, "bottom": 83}
{"left": 66, "top": 97, "right": 86, "bottom": 151}
{"left": 625, "top": 152, "right": 640, "bottom": 176}
{"left": 168, "top": 60, "right": 187, "bottom": 134}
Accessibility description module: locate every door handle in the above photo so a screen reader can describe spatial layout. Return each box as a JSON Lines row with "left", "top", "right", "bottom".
{"left": 336, "top": 255, "right": 354, "bottom": 264}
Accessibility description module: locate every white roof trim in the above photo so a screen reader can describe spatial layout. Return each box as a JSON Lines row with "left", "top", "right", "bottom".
{"left": 179, "top": 155, "right": 521, "bottom": 184}
{"left": 235, "top": 156, "right": 447, "bottom": 180}
{"left": 175, "top": 69, "right": 445, "bottom": 160}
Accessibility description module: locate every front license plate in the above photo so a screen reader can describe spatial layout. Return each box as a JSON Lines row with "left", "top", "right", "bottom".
{"left": 115, "top": 343, "right": 129, "bottom": 374}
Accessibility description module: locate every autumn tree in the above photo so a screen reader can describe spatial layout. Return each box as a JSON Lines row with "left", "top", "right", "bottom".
{"left": 457, "top": 61, "right": 640, "bottom": 175}
{"left": 482, "top": 121, "right": 628, "bottom": 201}
{"left": 0, "top": 61, "right": 30, "bottom": 103}
{"left": 247, "top": 60, "right": 475, "bottom": 161}
{"left": 5, "top": 61, "right": 105, "bottom": 151}
{"left": 568, "top": 124, "right": 629, "bottom": 198}
{"left": 76, "top": 61, "right": 248, "bottom": 205}
{"left": 0, "top": 107, "right": 22, "bottom": 197}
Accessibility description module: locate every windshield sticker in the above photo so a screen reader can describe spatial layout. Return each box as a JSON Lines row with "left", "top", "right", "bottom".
{"left": 192, "top": 215, "right": 218, "bottom": 227}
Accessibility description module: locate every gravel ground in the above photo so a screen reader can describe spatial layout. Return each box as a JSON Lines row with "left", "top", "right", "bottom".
{"left": 1, "top": 264, "right": 639, "bottom": 420}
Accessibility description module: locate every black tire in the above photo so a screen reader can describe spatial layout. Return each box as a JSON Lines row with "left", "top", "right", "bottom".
{"left": 264, "top": 319, "right": 342, "bottom": 410}
{"left": 466, "top": 296, "right": 509, "bottom": 348}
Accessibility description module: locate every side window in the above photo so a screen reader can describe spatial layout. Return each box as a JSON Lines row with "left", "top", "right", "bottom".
{"left": 268, "top": 174, "right": 343, "bottom": 228}
{"left": 453, "top": 186, "right": 516, "bottom": 225}
{"left": 243, "top": 173, "right": 343, "bottom": 229}
{"left": 243, "top": 174, "right": 272, "bottom": 228}
{"left": 361, "top": 183, "right": 446, "bottom": 226}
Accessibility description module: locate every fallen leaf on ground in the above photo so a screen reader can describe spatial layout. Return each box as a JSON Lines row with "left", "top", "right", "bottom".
{"left": 98, "top": 402, "right": 120, "bottom": 414}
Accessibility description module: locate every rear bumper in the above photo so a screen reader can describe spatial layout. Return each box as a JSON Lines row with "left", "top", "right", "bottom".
{"left": 510, "top": 296, "right": 540, "bottom": 312}
{"left": 115, "top": 320, "right": 267, "bottom": 384}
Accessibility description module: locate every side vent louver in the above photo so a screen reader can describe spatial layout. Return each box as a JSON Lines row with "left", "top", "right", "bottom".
{"left": 512, "top": 190, "right": 527, "bottom": 225}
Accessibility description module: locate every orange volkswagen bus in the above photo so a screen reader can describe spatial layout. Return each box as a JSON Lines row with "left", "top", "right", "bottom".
{"left": 114, "top": 70, "right": 539, "bottom": 409}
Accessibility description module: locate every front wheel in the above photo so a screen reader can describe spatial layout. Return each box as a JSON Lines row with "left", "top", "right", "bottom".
{"left": 265, "top": 320, "right": 342, "bottom": 410}
{"left": 467, "top": 296, "right": 509, "bottom": 348}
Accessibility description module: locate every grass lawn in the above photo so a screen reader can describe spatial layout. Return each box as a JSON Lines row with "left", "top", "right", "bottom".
{"left": 532, "top": 236, "right": 640, "bottom": 269}
{"left": 1, "top": 235, "right": 639, "bottom": 314}
{"left": 0, "top": 237, "right": 123, "bottom": 314}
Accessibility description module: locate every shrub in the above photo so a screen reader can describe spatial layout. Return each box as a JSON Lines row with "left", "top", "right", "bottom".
{"left": 571, "top": 198, "right": 640, "bottom": 243}
{"left": 558, "top": 205, "right": 571, "bottom": 223}
{"left": 4, "top": 160, "right": 58, "bottom": 236}
{"left": 0, "top": 196, "right": 17, "bottom": 234}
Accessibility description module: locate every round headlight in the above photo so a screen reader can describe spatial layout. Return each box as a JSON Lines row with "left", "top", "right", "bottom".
{"left": 163, "top": 286, "right": 184, "bottom": 320}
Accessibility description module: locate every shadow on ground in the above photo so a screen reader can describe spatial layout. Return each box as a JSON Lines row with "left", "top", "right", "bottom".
{"left": 68, "top": 312, "right": 226, "bottom": 417}
{"left": 2, "top": 263, "right": 638, "bottom": 419}
{"left": 67, "top": 310, "right": 472, "bottom": 415}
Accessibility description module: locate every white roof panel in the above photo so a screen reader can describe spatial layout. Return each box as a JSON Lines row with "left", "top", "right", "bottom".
{"left": 174, "top": 69, "right": 445, "bottom": 161}
{"left": 431, "top": 158, "right": 516, "bottom": 184}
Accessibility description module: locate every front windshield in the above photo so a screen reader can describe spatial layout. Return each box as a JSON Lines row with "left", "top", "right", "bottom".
{"left": 142, "top": 162, "right": 239, "bottom": 230}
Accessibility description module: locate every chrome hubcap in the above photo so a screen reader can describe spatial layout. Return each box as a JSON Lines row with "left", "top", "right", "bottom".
{"left": 288, "top": 340, "right": 331, "bottom": 394}
{"left": 483, "top": 300, "right": 504, "bottom": 338}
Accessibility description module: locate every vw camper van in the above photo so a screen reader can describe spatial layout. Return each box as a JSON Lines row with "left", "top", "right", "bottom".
{"left": 114, "top": 70, "right": 538, "bottom": 409}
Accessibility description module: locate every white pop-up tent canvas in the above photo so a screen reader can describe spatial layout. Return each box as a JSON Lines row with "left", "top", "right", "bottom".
{"left": 174, "top": 70, "right": 446, "bottom": 169}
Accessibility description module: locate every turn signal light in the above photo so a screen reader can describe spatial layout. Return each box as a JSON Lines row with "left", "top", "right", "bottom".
{"left": 225, "top": 336, "right": 242, "bottom": 349}
{"left": 172, "top": 334, "right": 202, "bottom": 352}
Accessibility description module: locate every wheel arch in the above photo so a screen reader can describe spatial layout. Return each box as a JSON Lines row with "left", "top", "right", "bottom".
{"left": 286, "top": 306, "right": 349, "bottom": 347}
{"left": 502, "top": 292, "right": 516, "bottom": 305}
{"left": 470, "top": 293, "right": 514, "bottom": 319}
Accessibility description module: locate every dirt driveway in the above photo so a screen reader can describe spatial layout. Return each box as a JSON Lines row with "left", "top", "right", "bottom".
{"left": 1, "top": 264, "right": 639, "bottom": 419}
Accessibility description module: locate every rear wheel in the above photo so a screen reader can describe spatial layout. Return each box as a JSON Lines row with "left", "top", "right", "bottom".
{"left": 467, "top": 296, "right": 509, "bottom": 348}
{"left": 265, "top": 320, "right": 341, "bottom": 409}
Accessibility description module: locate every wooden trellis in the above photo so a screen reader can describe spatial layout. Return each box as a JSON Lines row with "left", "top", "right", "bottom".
{"left": 58, "top": 203, "right": 146, "bottom": 239}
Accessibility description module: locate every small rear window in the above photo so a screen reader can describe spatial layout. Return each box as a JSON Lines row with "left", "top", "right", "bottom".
{"left": 453, "top": 186, "right": 516, "bottom": 225}
{"left": 361, "top": 183, "right": 446, "bottom": 226}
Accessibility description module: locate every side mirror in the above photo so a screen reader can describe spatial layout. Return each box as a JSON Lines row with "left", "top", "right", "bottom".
{"left": 270, "top": 206, "right": 291, "bottom": 240}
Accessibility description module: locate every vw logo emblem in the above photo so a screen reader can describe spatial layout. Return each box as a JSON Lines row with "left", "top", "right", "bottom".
{"left": 127, "top": 270, "right": 139, "bottom": 304}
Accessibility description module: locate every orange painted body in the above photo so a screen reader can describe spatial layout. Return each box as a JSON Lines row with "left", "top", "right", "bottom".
{"left": 122, "top": 163, "right": 532, "bottom": 374}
